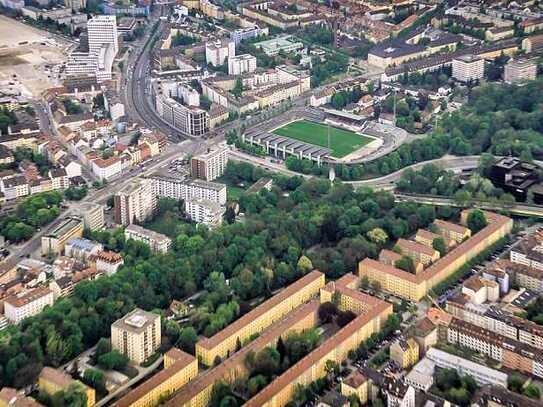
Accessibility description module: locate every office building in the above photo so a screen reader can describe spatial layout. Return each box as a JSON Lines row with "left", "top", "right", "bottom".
{"left": 426, "top": 348, "right": 507, "bottom": 387}
{"left": 111, "top": 308, "right": 161, "bottom": 364}
{"left": 190, "top": 146, "right": 228, "bottom": 181}
{"left": 452, "top": 54, "right": 485, "bottom": 83}
{"left": 185, "top": 198, "right": 225, "bottom": 227}
{"left": 228, "top": 54, "right": 257, "bottom": 75}
{"left": 112, "top": 348, "right": 198, "bottom": 407}
{"left": 114, "top": 178, "right": 156, "bottom": 226}
{"left": 80, "top": 202, "right": 105, "bottom": 231}
{"left": 153, "top": 84, "right": 209, "bottom": 137}
{"left": 4, "top": 287, "right": 54, "bottom": 324}
{"left": 125, "top": 224, "right": 171, "bottom": 254}
{"left": 254, "top": 35, "right": 303, "bottom": 56}
{"left": 489, "top": 157, "right": 539, "bottom": 201}
{"left": 504, "top": 58, "right": 537, "bottom": 83}
{"left": 66, "top": 16, "right": 118, "bottom": 82}
{"left": 205, "top": 39, "right": 235, "bottom": 66}
{"left": 150, "top": 175, "right": 227, "bottom": 205}
{"left": 38, "top": 367, "right": 95, "bottom": 407}
{"left": 41, "top": 216, "right": 84, "bottom": 256}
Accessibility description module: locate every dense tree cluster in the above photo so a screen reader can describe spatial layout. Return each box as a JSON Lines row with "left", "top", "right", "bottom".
{"left": 330, "top": 86, "right": 363, "bottom": 110}
{"left": 0, "top": 163, "right": 444, "bottom": 389}
{"left": 0, "top": 107, "right": 17, "bottom": 135}
{"left": 310, "top": 54, "right": 349, "bottom": 87}
{"left": 434, "top": 368, "right": 478, "bottom": 406}
{"left": 0, "top": 191, "right": 62, "bottom": 243}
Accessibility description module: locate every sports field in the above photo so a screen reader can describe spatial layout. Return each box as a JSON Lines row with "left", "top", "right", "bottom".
{"left": 272, "top": 120, "right": 372, "bottom": 158}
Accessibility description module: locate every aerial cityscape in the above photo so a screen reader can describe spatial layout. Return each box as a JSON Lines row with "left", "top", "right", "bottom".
{"left": 2, "top": 0, "right": 543, "bottom": 406}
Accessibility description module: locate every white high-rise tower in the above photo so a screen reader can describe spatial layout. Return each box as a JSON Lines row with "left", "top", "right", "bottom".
{"left": 66, "top": 15, "right": 118, "bottom": 82}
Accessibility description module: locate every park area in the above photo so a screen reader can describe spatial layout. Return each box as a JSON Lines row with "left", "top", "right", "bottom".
{"left": 272, "top": 120, "right": 372, "bottom": 158}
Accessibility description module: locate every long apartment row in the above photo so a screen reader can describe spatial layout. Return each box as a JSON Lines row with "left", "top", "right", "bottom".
{"left": 112, "top": 270, "right": 393, "bottom": 407}
{"left": 359, "top": 210, "right": 513, "bottom": 301}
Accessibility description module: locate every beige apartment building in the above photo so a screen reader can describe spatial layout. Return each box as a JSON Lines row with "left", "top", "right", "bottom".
{"left": 111, "top": 308, "right": 161, "bottom": 364}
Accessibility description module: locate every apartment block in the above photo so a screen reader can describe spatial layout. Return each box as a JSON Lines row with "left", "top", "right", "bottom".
{"left": 80, "top": 202, "right": 105, "bottom": 231}
{"left": 124, "top": 224, "right": 171, "bottom": 254}
{"left": 195, "top": 270, "right": 325, "bottom": 366}
{"left": 447, "top": 296, "right": 543, "bottom": 350}
{"left": 433, "top": 219, "right": 471, "bottom": 243}
{"left": 205, "top": 39, "right": 235, "bottom": 66}
{"left": 228, "top": 54, "right": 257, "bottom": 75}
{"left": 39, "top": 367, "right": 95, "bottom": 407}
{"left": 185, "top": 197, "right": 225, "bottom": 227}
{"left": 243, "top": 277, "right": 392, "bottom": 407}
{"left": 389, "top": 337, "right": 419, "bottom": 369}
{"left": 0, "top": 388, "right": 43, "bottom": 407}
{"left": 510, "top": 231, "right": 543, "bottom": 270}
{"left": 111, "top": 308, "right": 161, "bottom": 364}
{"left": 452, "top": 54, "right": 485, "bottom": 83}
{"left": 379, "top": 249, "right": 426, "bottom": 274}
{"left": 426, "top": 348, "right": 507, "bottom": 387}
{"left": 114, "top": 178, "right": 157, "bottom": 226}
{"left": 504, "top": 58, "right": 537, "bottom": 83}
{"left": 164, "top": 300, "right": 320, "bottom": 407}
{"left": 4, "top": 287, "right": 54, "bottom": 324}
{"left": 112, "top": 348, "right": 197, "bottom": 407}
{"left": 150, "top": 175, "right": 227, "bottom": 206}
{"left": 359, "top": 211, "right": 512, "bottom": 301}
{"left": 341, "top": 371, "right": 369, "bottom": 405}
{"left": 415, "top": 228, "right": 454, "bottom": 249}
{"left": 396, "top": 238, "right": 440, "bottom": 266}
{"left": 95, "top": 250, "right": 124, "bottom": 275}
{"left": 41, "top": 216, "right": 84, "bottom": 256}
{"left": 495, "top": 259, "right": 543, "bottom": 293}
{"left": 190, "top": 146, "right": 228, "bottom": 181}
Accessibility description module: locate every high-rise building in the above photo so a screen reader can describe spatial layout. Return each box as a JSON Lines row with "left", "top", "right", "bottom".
{"left": 228, "top": 54, "right": 257, "bottom": 75}
{"left": 66, "top": 15, "right": 118, "bottom": 82}
{"left": 150, "top": 175, "right": 227, "bottom": 205}
{"left": 185, "top": 197, "right": 225, "bottom": 227}
{"left": 80, "top": 202, "right": 105, "bottom": 231}
{"left": 190, "top": 146, "right": 228, "bottom": 181}
{"left": 111, "top": 308, "right": 161, "bottom": 364}
{"left": 452, "top": 54, "right": 485, "bottom": 83}
{"left": 504, "top": 59, "right": 537, "bottom": 83}
{"left": 114, "top": 178, "right": 156, "bottom": 226}
{"left": 205, "top": 39, "right": 235, "bottom": 66}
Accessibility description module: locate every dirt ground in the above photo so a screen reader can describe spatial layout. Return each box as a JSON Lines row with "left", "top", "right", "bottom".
{"left": 0, "top": 16, "right": 73, "bottom": 97}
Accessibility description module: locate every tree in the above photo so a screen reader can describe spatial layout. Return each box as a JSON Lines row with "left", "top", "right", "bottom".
{"left": 366, "top": 228, "right": 388, "bottom": 245}
{"left": 324, "top": 359, "right": 339, "bottom": 377}
{"left": 178, "top": 327, "right": 198, "bottom": 354}
{"left": 82, "top": 368, "right": 106, "bottom": 394}
{"left": 360, "top": 276, "right": 370, "bottom": 290}
{"left": 395, "top": 255, "right": 416, "bottom": 273}
{"left": 297, "top": 255, "right": 313, "bottom": 274}
{"left": 523, "top": 384, "right": 541, "bottom": 399}
{"left": 370, "top": 280, "right": 381, "bottom": 292}
{"left": 507, "top": 373, "right": 525, "bottom": 393}
{"left": 432, "top": 237, "right": 447, "bottom": 256}
{"left": 232, "top": 78, "right": 243, "bottom": 98}
{"left": 247, "top": 374, "right": 267, "bottom": 396}
{"left": 467, "top": 209, "right": 487, "bottom": 234}
{"left": 318, "top": 302, "right": 337, "bottom": 323}
{"left": 97, "top": 350, "right": 128, "bottom": 370}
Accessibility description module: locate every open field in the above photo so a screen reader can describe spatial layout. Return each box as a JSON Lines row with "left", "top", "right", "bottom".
{"left": 0, "top": 16, "right": 72, "bottom": 96}
{"left": 272, "top": 120, "right": 373, "bottom": 158}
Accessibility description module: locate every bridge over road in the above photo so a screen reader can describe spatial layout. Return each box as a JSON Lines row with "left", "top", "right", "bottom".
{"left": 395, "top": 193, "right": 543, "bottom": 218}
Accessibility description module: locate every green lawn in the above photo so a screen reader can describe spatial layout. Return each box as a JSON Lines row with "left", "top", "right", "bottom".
{"left": 272, "top": 120, "right": 372, "bottom": 158}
